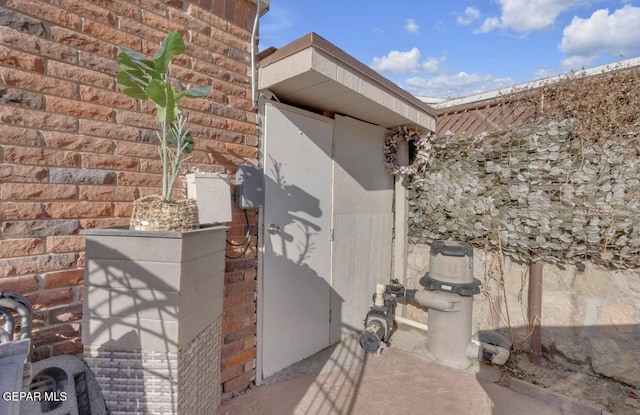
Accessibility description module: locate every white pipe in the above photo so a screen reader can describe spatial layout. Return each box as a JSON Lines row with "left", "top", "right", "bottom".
{"left": 374, "top": 283, "right": 385, "bottom": 307}
{"left": 250, "top": 6, "right": 259, "bottom": 108}
{"left": 395, "top": 316, "right": 429, "bottom": 332}
{"left": 413, "top": 290, "right": 461, "bottom": 312}
{"left": 250, "top": 1, "right": 269, "bottom": 109}
{"left": 469, "top": 340, "right": 511, "bottom": 365}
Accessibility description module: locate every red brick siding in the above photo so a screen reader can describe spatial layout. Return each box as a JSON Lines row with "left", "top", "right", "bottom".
{"left": 0, "top": 0, "right": 259, "bottom": 394}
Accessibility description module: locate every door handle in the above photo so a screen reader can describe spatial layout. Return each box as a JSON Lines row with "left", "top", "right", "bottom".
{"left": 268, "top": 224, "right": 281, "bottom": 235}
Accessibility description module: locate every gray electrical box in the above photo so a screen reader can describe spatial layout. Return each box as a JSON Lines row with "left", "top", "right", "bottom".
{"left": 235, "top": 165, "right": 264, "bottom": 208}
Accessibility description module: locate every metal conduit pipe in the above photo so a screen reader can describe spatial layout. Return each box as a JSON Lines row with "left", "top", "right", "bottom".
{"left": 250, "top": 1, "right": 270, "bottom": 109}
{"left": 1, "top": 291, "right": 32, "bottom": 315}
{"left": 0, "top": 295, "right": 34, "bottom": 389}
{"left": 0, "top": 299, "right": 32, "bottom": 340}
{"left": 0, "top": 307, "right": 15, "bottom": 338}
{"left": 528, "top": 262, "right": 543, "bottom": 363}
{"left": 0, "top": 327, "right": 11, "bottom": 343}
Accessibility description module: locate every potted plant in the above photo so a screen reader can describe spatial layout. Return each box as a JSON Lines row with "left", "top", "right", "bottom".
{"left": 81, "top": 33, "right": 227, "bottom": 414}
{"left": 116, "top": 31, "right": 211, "bottom": 231}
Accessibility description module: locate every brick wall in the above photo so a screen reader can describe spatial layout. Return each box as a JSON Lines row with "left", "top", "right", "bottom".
{"left": 0, "top": 0, "right": 259, "bottom": 395}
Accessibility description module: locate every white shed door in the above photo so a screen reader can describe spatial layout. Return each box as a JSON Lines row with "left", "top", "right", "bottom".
{"left": 330, "top": 115, "right": 394, "bottom": 343}
{"left": 260, "top": 102, "right": 334, "bottom": 379}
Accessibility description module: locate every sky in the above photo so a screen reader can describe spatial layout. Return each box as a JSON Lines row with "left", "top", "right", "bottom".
{"left": 259, "top": 0, "right": 640, "bottom": 100}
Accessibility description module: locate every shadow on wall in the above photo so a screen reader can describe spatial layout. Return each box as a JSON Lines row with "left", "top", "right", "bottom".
{"left": 227, "top": 105, "right": 401, "bottom": 412}
{"left": 82, "top": 242, "right": 179, "bottom": 414}
{"left": 264, "top": 156, "right": 323, "bottom": 264}
{"left": 83, "top": 231, "right": 225, "bottom": 415}
{"left": 252, "top": 235, "right": 369, "bottom": 412}
{"left": 240, "top": 153, "right": 371, "bottom": 413}
{"left": 246, "top": 217, "right": 370, "bottom": 413}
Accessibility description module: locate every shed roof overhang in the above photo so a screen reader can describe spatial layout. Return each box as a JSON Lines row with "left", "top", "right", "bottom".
{"left": 258, "top": 33, "right": 436, "bottom": 131}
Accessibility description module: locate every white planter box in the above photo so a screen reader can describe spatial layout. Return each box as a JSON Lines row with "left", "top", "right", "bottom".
{"left": 81, "top": 226, "right": 228, "bottom": 415}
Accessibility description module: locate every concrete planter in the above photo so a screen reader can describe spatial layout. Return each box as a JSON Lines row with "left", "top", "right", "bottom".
{"left": 81, "top": 226, "right": 228, "bottom": 415}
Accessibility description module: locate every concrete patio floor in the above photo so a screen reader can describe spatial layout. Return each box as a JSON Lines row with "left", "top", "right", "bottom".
{"left": 220, "top": 324, "right": 607, "bottom": 415}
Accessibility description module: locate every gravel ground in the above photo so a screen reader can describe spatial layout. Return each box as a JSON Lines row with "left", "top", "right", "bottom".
{"left": 504, "top": 352, "right": 640, "bottom": 415}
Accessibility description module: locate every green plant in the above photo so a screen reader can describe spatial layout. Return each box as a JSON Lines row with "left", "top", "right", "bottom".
{"left": 116, "top": 32, "right": 210, "bottom": 202}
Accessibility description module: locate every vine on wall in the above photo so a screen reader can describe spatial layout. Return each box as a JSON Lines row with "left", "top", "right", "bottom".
{"left": 387, "top": 66, "right": 640, "bottom": 269}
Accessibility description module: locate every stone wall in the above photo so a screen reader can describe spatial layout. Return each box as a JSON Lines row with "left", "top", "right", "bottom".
{"left": 407, "top": 243, "right": 640, "bottom": 387}
{"left": 0, "top": 0, "right": 259, "bottom": 394}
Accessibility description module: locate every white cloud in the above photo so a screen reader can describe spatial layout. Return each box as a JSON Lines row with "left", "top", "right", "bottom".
{"left": 559, "top": 5, "right": 640, "bottom": 57}
{"left": 457, "top": 6, "right": 481, "bottom": 26}
{"left": 405, "top": 72, "right": 515, "bottom": 98}
{"left": 475, "top": 17, "right": 501, "bottom": 33}
{"left": 372, "top": 48, "right": 422, "bottom": 73}
{"left": 477, "top": 0, "right": 587, "bottom": 34}
{"left": 561, "top": 54, "right": 597, "bottom": 71}
{"left": 405, "top": 19, "right": 419, "bottom": 34}
{"left": 422, "top": 56, "right": 444, "bottom": 73}
{"left": 532, "top": 67, "right": 557, "bottom": 79}
{"left": 371, "top": 48, "right": 443, "bottom": 74}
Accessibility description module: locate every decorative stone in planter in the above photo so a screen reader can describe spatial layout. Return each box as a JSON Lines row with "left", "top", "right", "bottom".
{"left": 130, "top": 194, "right": 200, "bottom": 232}
{"left": 81, "top": 226, "right": 227, "bottom": 415}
